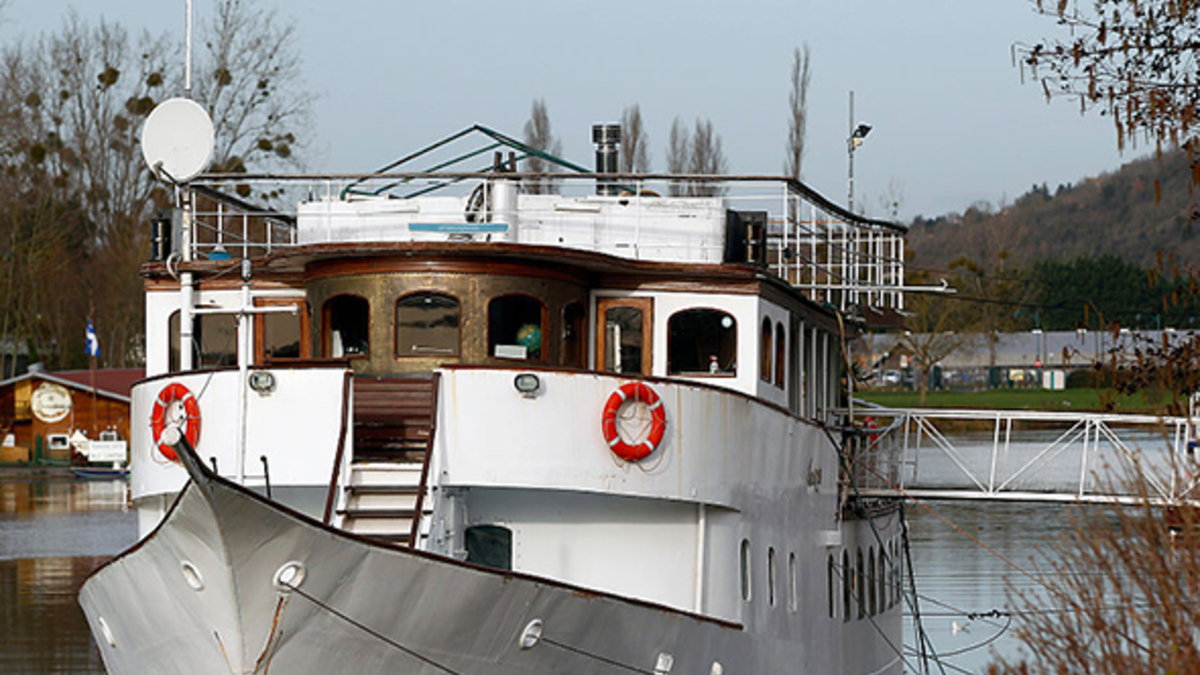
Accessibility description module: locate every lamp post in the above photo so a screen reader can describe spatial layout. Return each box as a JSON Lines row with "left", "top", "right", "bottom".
{"left": 847, "top": 91, "right": 872, "bottom": 215}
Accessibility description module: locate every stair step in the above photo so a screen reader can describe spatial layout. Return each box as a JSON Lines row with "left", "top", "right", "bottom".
{"left": 339, "top": 508, "right": 416, "bottom": 519}
{"left": 348, "top": 484, "right": 421, "bottom": 495}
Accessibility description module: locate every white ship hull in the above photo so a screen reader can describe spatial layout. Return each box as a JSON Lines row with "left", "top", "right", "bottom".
{"left": 80, "top": 452, "right": 899, "bottom": 675}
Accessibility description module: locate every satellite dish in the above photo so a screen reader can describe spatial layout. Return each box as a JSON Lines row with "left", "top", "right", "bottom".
{"left": 141, "top": 97, "right": 215, "bottom": 183}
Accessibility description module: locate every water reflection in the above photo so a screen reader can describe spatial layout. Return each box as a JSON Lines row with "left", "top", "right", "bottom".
{"left": 906, "top": 500, "right": 1065, "bottom": 673}
{"left": 0, "top": 473, "right": 138, "bottom": 674}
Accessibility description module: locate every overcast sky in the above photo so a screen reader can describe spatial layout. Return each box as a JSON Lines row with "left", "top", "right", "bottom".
{"left": 2, "top": 0, "right": 1135, "bottom": 220}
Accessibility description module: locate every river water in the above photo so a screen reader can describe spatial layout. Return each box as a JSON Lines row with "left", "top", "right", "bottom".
{"left": 0, "top": 473, "right": 137, "bottom": 675}
{"left": 0, "top": 472, "right": 1086, "bottom": 674}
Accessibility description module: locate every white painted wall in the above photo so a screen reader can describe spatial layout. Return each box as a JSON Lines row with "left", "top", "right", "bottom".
{"left": 130, "top": 368, "right": 348, "bottom": 507}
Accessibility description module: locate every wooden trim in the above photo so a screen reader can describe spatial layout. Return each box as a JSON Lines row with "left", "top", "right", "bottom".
{"left": 409, "top": 372, "right": 440, "bottom": 547}
{"left": 144, "top": 275, "right": 305, "bottom": 291}
{"left": 306, "top": 257, "right": 587, "bottom": 285}
{"left": 323, "top": 371, "right": 354, "bottom": 525}
{"left": 596, "top": 297, "right": 653, "bottom": 377}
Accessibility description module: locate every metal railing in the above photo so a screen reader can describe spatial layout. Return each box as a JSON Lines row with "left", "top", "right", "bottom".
{"left": 182, "top": 173, "right": 910, "bottom": 313}
{"left": 846, "top": 407, "right": 1200, "bottom": 504}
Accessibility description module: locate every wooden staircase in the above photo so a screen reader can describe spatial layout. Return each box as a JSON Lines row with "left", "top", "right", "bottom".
{"left": 336, "top": 375, "right": 437, "bottom": 547}
{"left": 338, "top": 462, "right": 430, "bottom": 546}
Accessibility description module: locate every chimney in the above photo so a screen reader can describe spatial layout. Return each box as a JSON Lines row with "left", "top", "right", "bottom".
{"left": 592, "top": 124, "right": 621, "bottom": 195}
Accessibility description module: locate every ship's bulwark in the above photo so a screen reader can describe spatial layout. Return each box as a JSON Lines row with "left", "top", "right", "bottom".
{"left": 79, "top": 469, "right": 763, "bottom": 675}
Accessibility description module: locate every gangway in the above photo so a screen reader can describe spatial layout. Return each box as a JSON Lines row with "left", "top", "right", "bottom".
{"left": 845, "top": 406, "right": 1200, "bottom": 505}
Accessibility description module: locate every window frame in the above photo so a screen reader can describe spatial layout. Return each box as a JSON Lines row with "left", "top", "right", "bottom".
{"left": 488, "top": 293, "right": 548, "bottom": 362}
{"left": 666, "top": 307, "right": 738, "bottom": 377}
{"left": 254, "top": 297, "right": 310, "bottom": 364}
{"left": 394, "top": 291, "right": 461, "bottom": 359}
{"left": 322, "top": 293, "right": 371, "bottom": 359}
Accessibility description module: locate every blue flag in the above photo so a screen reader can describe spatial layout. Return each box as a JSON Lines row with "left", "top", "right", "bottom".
{"left": 86, "top": 319, "right": 101, "bottom": 358}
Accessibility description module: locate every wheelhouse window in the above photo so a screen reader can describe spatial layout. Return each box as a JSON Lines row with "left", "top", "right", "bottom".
{"left": 489, "top": 294, "right": 544, "bottom": 360}
{"left": 666, "top": 308, "right": 736, "bottom": 376}
{"left": 760, "top": 318, "right": 773, "bottom": 382}
{"left": 396, "top": 292, "right": 459, "bottom": 358}
{"left": 561, "top": 302, "right": 586, "bottom": 368}
{"left": 324, "top": 295, "right": 370, "bottom": 358}
{"left": 169, "top": 310, "right": 237, "bottom": 370}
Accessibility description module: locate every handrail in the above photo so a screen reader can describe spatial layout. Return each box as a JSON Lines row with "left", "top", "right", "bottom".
{"left": 323, "top": 370, "right": 355, "bottom": 525}
{"left": 409, "top": 372, "right": 441, "bottom": 548}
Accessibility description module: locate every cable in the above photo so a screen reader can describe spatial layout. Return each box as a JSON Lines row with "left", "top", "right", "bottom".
{"left": 282, "top": 581, "right": 469, "bottom": 675}
{"left": 539, "top": 637, "right": 655, "bottom": 675}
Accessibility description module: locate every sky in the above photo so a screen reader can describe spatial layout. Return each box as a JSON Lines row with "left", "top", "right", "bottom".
{"left": 1, "top": 0, "right": 1134, "bottom": 221}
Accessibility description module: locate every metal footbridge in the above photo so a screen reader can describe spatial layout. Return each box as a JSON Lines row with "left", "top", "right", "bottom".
{"left": 845, "top": 406, "right": 1200, "bottom": 505}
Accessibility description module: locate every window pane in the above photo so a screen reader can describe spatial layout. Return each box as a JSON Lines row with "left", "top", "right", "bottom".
{"left": 604, "top": 307, "right": 643, "bottom": 373}
{"left": 768, "top": 547, "right": 777, "bottom": 607}
{"left": 169, "top": 311, "right": 236, "bottom": 370}
{"left": 667, "top": 309, "right": 737, "bottom": 375}
{"left": 774, "top": 321, "right": 786, "bottom": 387}
{"left": 326, "top": 295, "right": 370, "bottom": 357}
{"left": 263, "top": 308, "right": 303, "bottom": 359}
{"left": 489, "top": 295, "right": 544, "bottom": 360}
{"left": 397, "top": 293, "right": 459, "bottom": 357}
{"left": 740, "top": 539, "right": 752, "bottom": 602}
{"left": 760, "top": 318, "right": 773, "bottom": 381}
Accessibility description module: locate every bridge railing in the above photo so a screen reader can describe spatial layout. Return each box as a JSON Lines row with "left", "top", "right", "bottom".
{"left": 845, "top": 407, "right": 1200, "bottom": 504}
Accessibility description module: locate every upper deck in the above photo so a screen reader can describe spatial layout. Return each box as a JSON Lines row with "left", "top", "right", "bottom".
{"left": 173, "top": 171, "right": 909, "bottom": 316}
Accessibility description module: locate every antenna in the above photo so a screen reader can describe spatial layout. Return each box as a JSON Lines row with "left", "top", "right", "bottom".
{"left": 141, "top": 97, "right": 215, "bottom": 183}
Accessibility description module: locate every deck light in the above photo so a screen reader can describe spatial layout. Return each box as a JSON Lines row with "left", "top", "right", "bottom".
{"left": 514, "top": 373, "right": 541, "bottom": 397}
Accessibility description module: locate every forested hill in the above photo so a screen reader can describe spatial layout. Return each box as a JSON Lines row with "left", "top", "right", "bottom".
{"left": 905, "top": 149, "right": 1200, "bottom": 272}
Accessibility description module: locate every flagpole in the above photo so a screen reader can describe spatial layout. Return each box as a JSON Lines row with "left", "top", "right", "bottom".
{"left": 88, "top": 304, "right": 97, "bottom": 440}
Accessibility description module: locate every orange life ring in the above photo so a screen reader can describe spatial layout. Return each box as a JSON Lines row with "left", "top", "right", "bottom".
{"left": 600, "top": 382, "right": 667, "bottom": 462}
{"left": 864, "top": 416, "right": 878, "bottom": 447}
{"left": 150, "top": 382, "right": 201, "bottom": 462}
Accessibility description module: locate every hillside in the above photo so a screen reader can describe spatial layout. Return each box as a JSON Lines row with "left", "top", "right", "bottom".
{"left": 905, "top": 150, "right": 1200, "bottom": 271}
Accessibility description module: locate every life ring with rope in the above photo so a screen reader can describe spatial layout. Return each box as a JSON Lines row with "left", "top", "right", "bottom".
{"left": 600, "top": 382, "right": 667, "bottom": 462}
{"left": 150, "top": 382, "right": 201, "bottom": 462}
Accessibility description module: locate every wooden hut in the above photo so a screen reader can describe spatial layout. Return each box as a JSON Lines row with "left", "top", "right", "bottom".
{"left": 0, "top": 369, "right": 143, "bottom": 464}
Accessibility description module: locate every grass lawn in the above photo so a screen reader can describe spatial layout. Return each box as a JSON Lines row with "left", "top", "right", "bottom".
{"left": 854, "top": 387, "right": 1179, "bottom": 414}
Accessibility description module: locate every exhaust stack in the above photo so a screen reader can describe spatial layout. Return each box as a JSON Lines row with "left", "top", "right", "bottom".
{"left": 592, "top": 124, "right": 621, "bottom": 195}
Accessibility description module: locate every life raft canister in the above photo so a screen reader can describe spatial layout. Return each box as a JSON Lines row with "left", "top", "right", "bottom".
{"left": 600, "top": 382, "right": 667, "bottom": 462}
{"left": 150, "top": 382, "right": 201, "bottom": 462}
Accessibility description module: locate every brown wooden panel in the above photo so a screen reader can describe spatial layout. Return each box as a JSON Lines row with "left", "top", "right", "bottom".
{"left": 352, "top": 375, "right": 435, "bottom": 459}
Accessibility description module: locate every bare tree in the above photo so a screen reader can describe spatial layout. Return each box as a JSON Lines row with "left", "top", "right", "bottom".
{"left": 893, "top": 273, "right": 972, "bottom": 404}
{"left": 0, "top": 2, "right": 313, "bottom": 368}
{"left": 619, "top": 104, "right": 650, "bottom": 173}
{"left": 522, "top": 98, "right": 562, "bottom": 195}
{"left": 666, "top": 116, "right": 690, "bottom": 196}
{"left": 195, "top": 0, "right": 312, "bottom": 184}
{"left": 1016, "top": 1, "right": 1200, "bottom": 159}
{"left": 991, "top": 458, "right": 1200, "bottom": 675}
{"left": 688, "top": 118, "right": 728, "bottom": 197}
{"left": 785, "top": 44, "right": 811, "bottom": 181}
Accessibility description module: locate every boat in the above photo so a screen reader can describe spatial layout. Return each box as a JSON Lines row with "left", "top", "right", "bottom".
{"left": 70, "top": 465, "right": 130, "bottom": 480}
{"left": 79, "top": 120, "right": 912, "bottom": 674}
